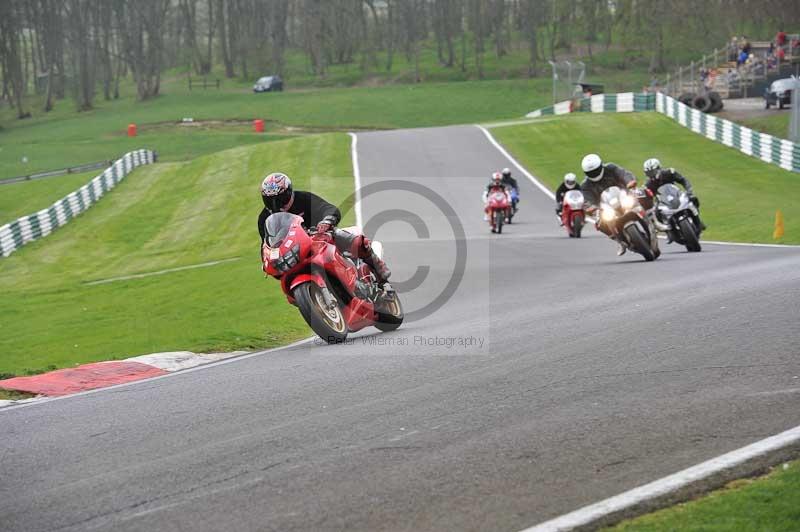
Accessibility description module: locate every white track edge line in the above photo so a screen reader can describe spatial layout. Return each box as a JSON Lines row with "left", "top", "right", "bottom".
{"left": 477, "top": 123, "right": 800, "bottom": 249}
{"left": 349, "top": 132, "right": 364, "bottom": 229}
{"left": 476, "top": 125, "right": 555, "bottom": 200}
{"left": 0, "top": 337, "right": 316, "bottom": 413}
{"left": 520, "top": 423, "right": 800, "bottom": 531}
{"left": 85, "top": 257, "right": 241, "bottom": 285}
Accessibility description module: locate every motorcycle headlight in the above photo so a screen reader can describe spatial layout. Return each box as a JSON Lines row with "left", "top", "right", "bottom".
{"left": 620, "top": 193, "right": 635, "bottom": 210}
{"left": 273, "top": 244, "right": 301, "bottom": 272}
{"left": 601, "top": 206, "right": 616, "bottom": 222}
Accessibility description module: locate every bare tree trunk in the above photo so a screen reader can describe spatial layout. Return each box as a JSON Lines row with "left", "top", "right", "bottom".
{"left": 216, "top": 0, "right": 234, "bottom": 77}
{"left": 386, "top": 0, "right": 394, "bottom": 71}
{"left": 0, "top": 0, "right": 31, "bottom": 118}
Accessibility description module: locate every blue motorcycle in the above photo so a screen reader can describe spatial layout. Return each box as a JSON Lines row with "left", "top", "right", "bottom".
{"left": 506, "top": 187, "right": 520, "bottom": 223}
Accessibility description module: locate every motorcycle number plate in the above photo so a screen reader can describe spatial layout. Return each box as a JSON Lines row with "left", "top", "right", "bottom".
{"left": 269, "top": 248, "right": 279, "bottom": 260}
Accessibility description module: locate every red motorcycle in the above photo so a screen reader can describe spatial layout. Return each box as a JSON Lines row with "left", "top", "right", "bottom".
{"left": 262, "top": 212, "right": 403, "bottom": 344}
{"left": 561, "top": 189, "right": 586, "bottom": 238}
{"left": 485, "top": 185, "right": 511, "bottom": 234}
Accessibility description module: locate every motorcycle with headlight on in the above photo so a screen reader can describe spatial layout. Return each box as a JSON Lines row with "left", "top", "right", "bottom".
{"left": 653, "top": 183, "right": 702, "bottom": 252}
{"left": 599, "top": 186, "right": 660, "bottom": 261}
{"left": 261, "top": 212, "right": 403, "bottom": 344}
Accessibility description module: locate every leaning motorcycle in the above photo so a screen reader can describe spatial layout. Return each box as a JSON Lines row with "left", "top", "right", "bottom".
{"left": 485, "top": 187, "right": 510, "bottom": 234}
{"left": 262, "top": 212, "right": 403, "bottom": 344}
{"left": 561, "top": 189, "right": 586, "bottom": 238}
{"left": 653, "top": 183, "right": 702, "bottom": 252}
{"left": 599, "top": 186, "right": 660, "bottom": 261}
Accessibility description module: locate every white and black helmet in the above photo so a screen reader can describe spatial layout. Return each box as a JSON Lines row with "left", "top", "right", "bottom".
{"left": 582, "top": 153, "right": 604, "bottom": 182}
{"left": 644, "top": 158, "right": 661, "bottom": 178}
{"left": 564, "top": 172, "right": 578, "bottom": 189}
{"left": 501, "top": 167, "right": 512, "bottom": 179}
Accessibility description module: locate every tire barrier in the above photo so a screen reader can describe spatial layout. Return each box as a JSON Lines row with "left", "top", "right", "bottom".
{"left": 0, "top": 149, "right": 156, "bottom": 259}
{"left": 524, "top": 93, "right": 799, "bottom": 173}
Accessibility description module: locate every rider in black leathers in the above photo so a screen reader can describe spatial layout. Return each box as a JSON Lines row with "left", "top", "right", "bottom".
{"left": 555, "top": 172, "right": 580, "bottom": 219}
{"left": 643, "top": 158, "right": 706, "bottom": 230}
{"left": 258, "top": 172, "right": 391, "bottom": 282}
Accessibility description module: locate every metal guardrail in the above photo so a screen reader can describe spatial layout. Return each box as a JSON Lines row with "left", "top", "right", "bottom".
{"left": 0, "top": 159, "right": 115, "bottom": 186}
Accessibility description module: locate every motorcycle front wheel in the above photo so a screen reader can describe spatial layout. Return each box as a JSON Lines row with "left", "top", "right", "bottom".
{"left": 375, "top": 291, "right": 404, "bottom": 332}
{"left": 624, "top": 224, "right": 655, "bottom": 262}
{"left": 573, "top": 213, "right": 584, "bottom": 238}
{"left": 679, "top": 218, "right": 702, "bottom": 252}
{"left": 493, "top": 210, "right": 504, "bottom": 234}
{"left": 293, "top": 282, "right": 348, "bottom": 344}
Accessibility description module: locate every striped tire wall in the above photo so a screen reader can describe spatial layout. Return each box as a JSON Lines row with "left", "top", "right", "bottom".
{"left": 525, "top": 93, "right": 799, "bottom": 173}
{"left": 0, "top": 149, "right": 156, "bottom": 259}
{"left": 656, "top": 93, "right": 800, "bottom": 173}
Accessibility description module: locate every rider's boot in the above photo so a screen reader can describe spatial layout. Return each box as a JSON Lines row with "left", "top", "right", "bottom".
{"left": 616, "top": 239, "right": 628, "bottom": 256}
{"left": 361, "top": 238, "right": 391, "bottom": 284}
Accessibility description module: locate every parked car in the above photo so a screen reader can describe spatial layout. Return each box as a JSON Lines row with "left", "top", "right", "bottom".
{"left": 764, "top": 76, "right": 799, "bottom": 109}
{"left": 253, "top": 75, "right": 283, "bottom": 93}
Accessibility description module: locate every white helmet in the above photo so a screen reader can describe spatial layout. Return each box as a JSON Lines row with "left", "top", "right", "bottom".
{"left": 564, "top": 172, "right": 577, "bottom": 188}
{"left": 643, "top": 158, "right": 661, "bottom": 178}
{"left": 582, "top": 153, "right": 604, "bottom": 181}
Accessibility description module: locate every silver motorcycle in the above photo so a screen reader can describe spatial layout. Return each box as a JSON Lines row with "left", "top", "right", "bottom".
{"left": 653, "top": 183, "right": 702, "bottom": 252}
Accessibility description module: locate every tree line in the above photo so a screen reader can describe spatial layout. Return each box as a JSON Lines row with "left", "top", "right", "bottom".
{"left": 1, "top": 0, "right": 799, "bottom": 119}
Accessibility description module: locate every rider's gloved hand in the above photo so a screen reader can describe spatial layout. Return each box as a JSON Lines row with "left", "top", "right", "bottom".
{"left": 316, "top": 222, "right": 332, "bottom": 234}
{"left": 690, "top": 196, "right": 700, "bottom": 207}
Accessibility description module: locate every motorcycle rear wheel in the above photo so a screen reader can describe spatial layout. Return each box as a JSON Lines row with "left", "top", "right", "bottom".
{"left": 624, "top": 225, "right": 655, "bottom": 262}
{"left": 679, "top": 218, "right": 702, "bottom": 252}
{"left": 294, "top": 282, "right": 348, "bottom": 344}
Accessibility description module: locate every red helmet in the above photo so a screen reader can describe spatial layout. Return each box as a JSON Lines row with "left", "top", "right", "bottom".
{"left": 261, "top": 172, "right": 294, "bottom": 212}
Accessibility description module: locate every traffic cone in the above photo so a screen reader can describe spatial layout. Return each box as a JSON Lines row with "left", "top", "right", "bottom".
{"left": 773, "top": 209, "right": 784, "bottom": 240}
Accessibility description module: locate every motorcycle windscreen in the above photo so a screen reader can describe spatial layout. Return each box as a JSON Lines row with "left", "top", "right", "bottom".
{"left": 265, "top": 212, "right": 301, "bottom": 247}
{"left": 600, "top": 186, "right": 622, "bottom": 208}
{"left": 564, "top": 190, "right": 584, "bottom": 209}
{"left": 657, "top": 184, "right": 682, "bottom": 209}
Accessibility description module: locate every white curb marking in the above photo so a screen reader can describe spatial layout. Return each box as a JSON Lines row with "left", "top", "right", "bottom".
{"left": 349, "top": 132, "right": 364, "bottom": 229}
{"left": 0, "top": 337, "right": 316, "bottom": 413}
{"left": 520, "top": 424, "right": 800, "bottom": 531}
{"left": 125, "top": 350, "right": 251, "bottom": 372}
{"left": 475, "top": 125, "right": 555, "bottom": 200}
{"left": 85, "top": 257, "right": 241, "bottom": 286}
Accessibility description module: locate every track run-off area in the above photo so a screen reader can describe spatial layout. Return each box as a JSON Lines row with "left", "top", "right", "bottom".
{"left": 2, "top": 124, "right": 800, "bottom": 532}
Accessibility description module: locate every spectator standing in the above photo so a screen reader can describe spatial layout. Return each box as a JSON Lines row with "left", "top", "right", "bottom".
{"left": 777, "top": 29, "right": 787, "bottom": 47}
{"left": 737, "top": 50, "right": 748, "bottom": 68}
{"left": 741, "top": 36, "right": 752, "bottom": 55}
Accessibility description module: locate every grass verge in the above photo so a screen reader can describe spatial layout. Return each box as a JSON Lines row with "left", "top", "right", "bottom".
{"left": 733, "top": 111, "right": 792, "bottom": 140}
{"left": 607, "top": 459, "right": 800, "bottom": 531}
{"left": 490, "top": 112, "right": 800, "bottom": 244}
{"left": 0, "top": 133, "right": 353, "bottom": 377}
{"left": 0, "top": 79, "right": 552, "bottom": 178}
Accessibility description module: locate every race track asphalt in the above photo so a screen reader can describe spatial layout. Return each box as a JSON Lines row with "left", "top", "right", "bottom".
{"left": 2, "top": 125, "right": 799, "bottom": 532}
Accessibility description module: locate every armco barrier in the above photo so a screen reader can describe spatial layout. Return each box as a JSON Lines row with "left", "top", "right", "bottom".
{"left": 0, "top": 149, "right": 156, "bottom": 259}
{"left": 525, "top": 93, "right": 799, "bottom": 173}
